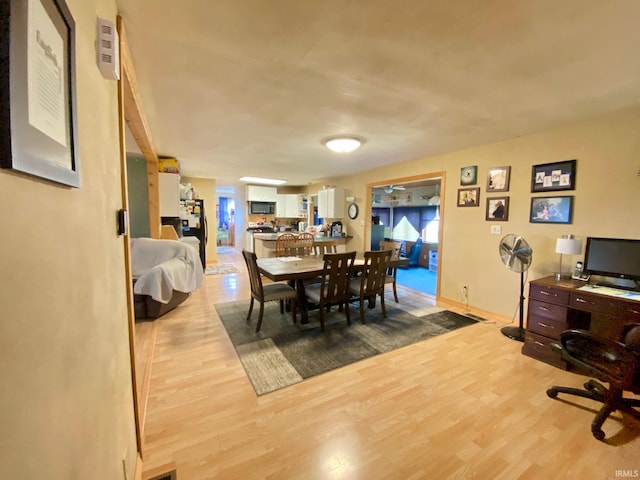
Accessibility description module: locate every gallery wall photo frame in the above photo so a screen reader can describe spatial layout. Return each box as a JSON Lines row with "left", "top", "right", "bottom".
{"left": 529, "top": 195, "right": 574, "bottom": 224}
{"left": 0, "top": 0, "right": 81, "bottom": 188}
{"left": 457, "top": 187, "right": 480, "bottom": 207}
{"left": 531, "top": 159, "right": 576, "bottom": 193}
{"left": 486, "top": 196, "right": 509, "bottom": 221}
{"left": 486, "top": 166, "right": 510, "bottom": 192}
{"left": 460, "top": 166, "right": 478, "bottom": 186}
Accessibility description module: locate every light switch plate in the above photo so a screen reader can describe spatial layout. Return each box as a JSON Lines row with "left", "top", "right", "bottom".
{"left": 491, "top": 225, "right": 502, "bottom": 235}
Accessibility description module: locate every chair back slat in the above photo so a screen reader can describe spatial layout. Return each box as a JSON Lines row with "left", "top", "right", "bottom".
{"left": 295, "top": 232, "right": 314, "bottom": 256}
{"left": 379, "top": 240, "right": 401, "bottom": 260}
{"left": 321, "top": 251, "right": 356, "bottom": 303}
{"left": 276, "top": 233, "right": 297, "bottom": 257}
{"left": 360, "top": 250, "right": 392, "bottom": 294}
{"left": 242, "top": 249, "right": 264, "bottom": 297}
{"left": 313, "top": 240, "right": 338, "bottom": 256}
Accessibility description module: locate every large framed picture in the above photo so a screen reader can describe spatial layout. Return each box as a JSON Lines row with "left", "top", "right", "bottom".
{"left": 486, "top": 196, "right": 509, "bottom": 221}
{"left": 529, "top": 196, "right": 574, "bottom": 224}
{"left": 486, "top": 166, "right": 510, "bottom": 192}
{"left": 457, "top": 187, "right": 480, "bottom": 207}
{"left": 0, "top": 0, "right": 80, "bottom": 187}
{"left": 531, "top": 159, "right": 576, "bottom": 193}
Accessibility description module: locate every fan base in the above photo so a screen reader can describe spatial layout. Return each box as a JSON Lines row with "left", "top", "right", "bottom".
{"left": 501, "top": 326, "right": 526, "bottom": 342}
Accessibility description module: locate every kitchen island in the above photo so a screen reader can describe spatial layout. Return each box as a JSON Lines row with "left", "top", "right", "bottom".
{"left": 254, "top": 232, "right": 353, "bottom": 258}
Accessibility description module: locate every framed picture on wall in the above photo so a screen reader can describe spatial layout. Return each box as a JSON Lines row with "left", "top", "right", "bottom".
{"left": 457, "top": 187, "right": 480, "bottom": 207}
{"left": 460, "top": 166, "right": 478, "bottom": 185}
{"left": 486, "top": 166, "right": 510, "bottom": 192}
{"left": 529, "top": 195, "right": 574, "bottom": 224}
{"left": 486, "top": 196, "right": 509, "bottom": 221}
{"left": 531, "top": 159, "right": 576, "bottom": 192}
{"left": 0, "top": 0, "right": 81, "bottom": 187}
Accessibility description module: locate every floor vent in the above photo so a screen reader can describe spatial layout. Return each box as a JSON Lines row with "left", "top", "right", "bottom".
{"left": 147, "top": 470, "right": 177, "bottom": 480}
{"left": 466, "top": 313, "right": 487, "bottom": 322}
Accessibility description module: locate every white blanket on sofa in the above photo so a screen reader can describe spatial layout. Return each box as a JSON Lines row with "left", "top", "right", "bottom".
{"left": 131, "top": 238, "right": 204, "bottom": 303}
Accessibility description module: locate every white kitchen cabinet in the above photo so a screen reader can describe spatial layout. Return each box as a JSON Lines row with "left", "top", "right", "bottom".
{"left": 317, "top": 187, "right": 344, "bottom": 219}
{"left": 158, "top": 172, "right": 180, "bottom": 217}
{"left": 247, "top": 185, "right": 277, "bottom": 202}
{"left": 276, "top": 194, "right": 299, "bottom": 218}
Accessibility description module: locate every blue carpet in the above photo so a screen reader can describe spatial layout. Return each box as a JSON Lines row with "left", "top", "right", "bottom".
{"left": 396, "top": 267, "right": 437, "bottom": 296}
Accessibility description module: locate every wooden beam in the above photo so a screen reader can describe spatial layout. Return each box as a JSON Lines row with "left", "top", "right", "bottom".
{"left": 119, "top": 18, "right": 161, "bottom": 239}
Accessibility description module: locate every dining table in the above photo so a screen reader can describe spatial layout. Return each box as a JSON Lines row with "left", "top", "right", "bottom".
{"left": 257, "top": 254, "right": 409, "bottom": 323}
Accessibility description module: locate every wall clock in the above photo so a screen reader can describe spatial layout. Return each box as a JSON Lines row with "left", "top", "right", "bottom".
{"left": 348, "top": 203, "right": 358, "bottom": 219}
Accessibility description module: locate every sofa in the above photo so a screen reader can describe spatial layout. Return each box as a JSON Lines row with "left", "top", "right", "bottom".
{"left": 131, "top": 237, "right": 205, "bottom": 319}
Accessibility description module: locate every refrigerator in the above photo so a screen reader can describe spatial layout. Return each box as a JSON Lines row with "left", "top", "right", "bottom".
{"left": 180, "top": 199, "right": 207, "bottom": 268}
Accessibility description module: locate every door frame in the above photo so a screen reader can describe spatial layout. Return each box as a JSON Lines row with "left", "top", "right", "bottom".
{"left": 365, "top": 171, "right": 445, "bottom": 298}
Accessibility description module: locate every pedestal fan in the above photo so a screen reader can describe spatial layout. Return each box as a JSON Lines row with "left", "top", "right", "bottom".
{"left": 498, "top": 234, "right": 533, "bottom": 341}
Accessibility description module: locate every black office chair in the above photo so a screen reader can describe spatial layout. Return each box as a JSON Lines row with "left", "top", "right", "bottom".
{"left": 546, "top": 323, "right": 640, "bottom": 440}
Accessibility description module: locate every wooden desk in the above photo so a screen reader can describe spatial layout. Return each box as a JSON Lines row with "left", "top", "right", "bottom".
{"left": 257, "top": 255, "right": 409, "bottom": 323}
{"left": 522, "top": 276, "right": 640, "bottom": 369}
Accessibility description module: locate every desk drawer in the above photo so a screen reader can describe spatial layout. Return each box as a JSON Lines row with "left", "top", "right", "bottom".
{"left": 570, "top": 292, "right": 623, "bottom": 315}
{"left": 527, "top": 314, "right": 567, "bottom": 339}
{"left": 530, "top": 284, "right": 570, "bottom": 304}
{"left": 522, "top": 331, "right": 567, "bottom": 369}
{"left": 528, "top": 299, "right": 568, "bottom": 322}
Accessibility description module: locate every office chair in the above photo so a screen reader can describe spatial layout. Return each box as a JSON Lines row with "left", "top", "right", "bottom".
{"left": 546, "top": 323, "right": 640, "bottom": 440}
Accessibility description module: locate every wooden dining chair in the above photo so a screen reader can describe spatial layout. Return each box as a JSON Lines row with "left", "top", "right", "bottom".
{"left": 313, "top": 240, "right": 338, "bottom": 256}
{"left": 295, "top": 232, "right": 315, "bottom": 256}
{"left": 348, "top": 249, "right": 392, "bottom": 324}
{"left": 305, "top": 251, "right": 356, "bottom": 331}
{"left": 242, "top": 250, "right": 297, "bottom": 332}
{"left": 275, "top": 233, "right": 297, "bottom": 257}
{"left": 379, "top": 240, "right": 402, "bottom": 303}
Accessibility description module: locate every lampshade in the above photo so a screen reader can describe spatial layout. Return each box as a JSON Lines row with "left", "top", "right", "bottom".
{"left": 324, "top": 137, "right": 362, "bottom": 153}
{"left": 555, "top": 236, "right": 582, "bottom": 255}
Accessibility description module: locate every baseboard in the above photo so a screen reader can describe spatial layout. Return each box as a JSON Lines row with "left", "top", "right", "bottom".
{"left": 134, "top": 453, "right": 143, "bottom": 480}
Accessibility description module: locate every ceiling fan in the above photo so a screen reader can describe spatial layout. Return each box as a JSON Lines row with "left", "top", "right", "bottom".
{"left": 383, "top": 184, "right": 406, "bottom": 194}
{"left": 498, "top": 234, "right": 533, "bottom": 342}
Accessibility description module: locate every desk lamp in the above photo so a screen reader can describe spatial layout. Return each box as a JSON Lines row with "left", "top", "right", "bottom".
{"left": 555, "top": 235, "right": 582, "bottom": 280}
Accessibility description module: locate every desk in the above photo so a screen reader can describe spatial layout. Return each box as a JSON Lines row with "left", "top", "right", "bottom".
{"left": 257, "top": 255, "right": 409, "bottom": 323}
{"left": 522, "top": 276, "right": 640, "bottom": 369}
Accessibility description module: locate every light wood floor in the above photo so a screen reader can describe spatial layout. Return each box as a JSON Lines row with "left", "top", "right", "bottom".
{"left": 139, "top": 250, "right": 640, "bottom": 479}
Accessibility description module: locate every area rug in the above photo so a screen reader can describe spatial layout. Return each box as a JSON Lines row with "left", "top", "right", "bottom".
{"left": 205, "top": 263, "right": 239, "bottom": 275}
{"left": 214, "top": 297, "right": 479, "bottom": 395}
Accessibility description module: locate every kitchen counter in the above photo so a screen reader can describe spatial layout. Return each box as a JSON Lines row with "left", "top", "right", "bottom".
{"left": 254, "top": 233, "right": 352, "bottom": 258}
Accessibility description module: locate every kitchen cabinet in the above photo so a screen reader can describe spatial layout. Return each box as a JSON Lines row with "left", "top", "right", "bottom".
{"left": 276, "top": 194, "right": 303, "bottom": 218}
{"left": 317, "top": 187, "right": 344, "bottom": 219}
{"left": 247, "top": 185, "right": 277, "bottom": 202}
{"left": 158, "top": 172, "right": 180, "bottom": 217}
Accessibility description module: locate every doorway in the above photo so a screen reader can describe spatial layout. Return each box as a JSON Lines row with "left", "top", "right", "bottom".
{"left": 217, "top": 197, "right": 235, "bottom": 250}
{"left": 368, "top": 173, "right": 444, "bottom": 298}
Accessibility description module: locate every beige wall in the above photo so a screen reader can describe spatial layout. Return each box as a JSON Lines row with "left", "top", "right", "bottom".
{"left": 0, "top": 1, "right": 138, "bottom": 479}
{"left": 315, "top": 106, "right": 640, "bottom": 319}
{"left": 181, "top": 176, "right": 217, "bottom": 264}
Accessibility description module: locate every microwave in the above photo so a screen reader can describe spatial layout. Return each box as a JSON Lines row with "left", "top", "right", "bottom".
{"left": 249, "top": 201, "right": 275, "bottom": 215}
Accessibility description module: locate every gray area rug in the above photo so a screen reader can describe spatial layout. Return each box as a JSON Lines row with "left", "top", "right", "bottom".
{"left": 215, "top": 297, "right": 479, "bottom": 395}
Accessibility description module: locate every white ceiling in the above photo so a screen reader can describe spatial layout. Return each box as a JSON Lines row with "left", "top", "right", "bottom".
{"left": 117, "top": 0, "right": 640, "bottom": 190}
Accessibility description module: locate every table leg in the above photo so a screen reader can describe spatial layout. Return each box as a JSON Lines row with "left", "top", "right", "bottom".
{"left": 295, "top": 279, "right": 311, "bottom": 324}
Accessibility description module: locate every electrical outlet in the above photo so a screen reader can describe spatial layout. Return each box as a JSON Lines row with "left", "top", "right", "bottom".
{"left": 360, "top": 220, "right": 365, "bottom": 227}
{"left": 490, "top": 225, "right": 502, "bottom": 235}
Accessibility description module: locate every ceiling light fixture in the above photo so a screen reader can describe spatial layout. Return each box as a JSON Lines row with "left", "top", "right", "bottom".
{"left": 239, "top": 176, "right": 287, "bottom": 186}
{"left": 323, "top": 136, "right": 363, "bottom": 153}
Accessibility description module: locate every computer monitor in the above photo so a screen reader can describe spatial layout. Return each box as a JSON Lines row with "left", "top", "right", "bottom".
{"left": 583, "top": 237, "right": 640, "bottom": 289}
